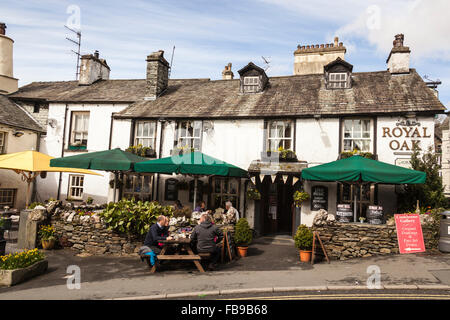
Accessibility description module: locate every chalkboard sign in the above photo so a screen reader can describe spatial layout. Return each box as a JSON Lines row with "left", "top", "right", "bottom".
{"left": 311, "top": 232, "right": 330, "bottom": 265}
{"left": 164, "top": 178, "right": 178, "bottom": 201}
{"left": 367, "top": 205, "right": 383, "bottom": 225}
{"left": 311, "top": 186, "right": 328, "bottom": 211}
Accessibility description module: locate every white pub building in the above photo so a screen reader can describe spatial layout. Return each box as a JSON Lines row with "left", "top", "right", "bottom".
{"left": 9, "top": 34, "right": 445, "bottom": 236}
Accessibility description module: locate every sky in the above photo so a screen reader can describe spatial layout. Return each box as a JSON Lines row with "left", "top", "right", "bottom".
{"left": 2, "top": 0, "right": 450, "bottom": 109}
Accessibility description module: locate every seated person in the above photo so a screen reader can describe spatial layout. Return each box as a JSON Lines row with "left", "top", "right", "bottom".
{"left": 194, "top": 200, "right": 207, "bottom": 212}
{"left": 143, "top": 215, "right": 172, "bottom": 255}
{"left": 190, "top": 212, "right": 223, "bottom": 270}
{"left": 225, "top": 201, "right": 240, "bottom": 224}
{"left": 173, "top": 200, "right": 183, "bottom": 210}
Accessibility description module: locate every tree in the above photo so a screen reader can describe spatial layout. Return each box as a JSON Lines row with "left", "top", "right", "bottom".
{"left": 397, "top": 145, "right": 446, "bottom": 212}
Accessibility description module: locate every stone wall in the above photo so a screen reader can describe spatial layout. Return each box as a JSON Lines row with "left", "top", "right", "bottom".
{"left": 312, "top": 222, "right": 437, "bottom": 260}
{"left": 51, "top": 214, "right": 142, "bottom": 255}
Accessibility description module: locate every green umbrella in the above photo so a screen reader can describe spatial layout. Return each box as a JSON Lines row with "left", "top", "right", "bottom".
{"left": 301, "top": 155, "right": 426, "bottom": 221}
{"left": 50, "top": 148, "right": 148, "bottom": 171}
{"left": 50, "top": 148, "right": 148, "bottom": 201}
{"left": 301, "top": 155, "right": 426, "bottom": 184}
{"left": 135, "top": 152, "right": 248, "bottom": 209}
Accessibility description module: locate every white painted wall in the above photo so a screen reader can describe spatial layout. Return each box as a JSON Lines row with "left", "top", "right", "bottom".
{"left": 36, "top": 103, "right": 129, "bottom": 204}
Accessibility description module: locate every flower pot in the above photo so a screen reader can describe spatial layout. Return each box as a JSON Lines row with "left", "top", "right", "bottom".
{"left": 41, "top": 239, "right": 55, "bottom": 250}
{"left": 237, "top": 246, "right": 248, "bottom": 257}
{"left": 299, "top": 250, "right": 312, "bottom": 262}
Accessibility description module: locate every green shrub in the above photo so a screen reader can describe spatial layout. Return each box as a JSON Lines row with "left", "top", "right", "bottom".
{"left": 234, "top": 218, "right": 252, "bottom": 246}
{"left": 99, "top": 198, "right": 174, "bottom": 236}
{"left": 294, "top": 224, "right": 313, "bottom": 250}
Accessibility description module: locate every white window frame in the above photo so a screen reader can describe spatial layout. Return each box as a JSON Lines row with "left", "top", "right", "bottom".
{"left": 0, "top": 188, "right": 16, "bottom": 208}
{"left": 342, "top": 119, "right": 372, "bottom": 152}
{"left": 328, "top": 72, "right": 348, "bottom": 88}
{"left": 243, "top": 76, "right": 260, "bottom": 93}
{"left": 175, "top": 120, "right": 202, "bottom": 151}
{"left": 68, "top": 175, "right": 84, "bottom": 200}
{"left": 70, "top": 112, "right": 90, "bottom": 147}
{"left": 267, "top": 120, "right": 293, "bottom": 151}
{"left": 0, "top": 132, "right": 7, "bottom": 154}
{"left": 134, "top": 121, "right": 157, "bottom": 149}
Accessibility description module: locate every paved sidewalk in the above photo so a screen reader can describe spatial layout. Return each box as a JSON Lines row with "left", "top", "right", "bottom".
{"left": 0, "top": 236, "right": 449, "bottom": 299}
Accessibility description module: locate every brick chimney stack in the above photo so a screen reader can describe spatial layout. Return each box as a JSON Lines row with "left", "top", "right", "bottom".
{"left": 386, "top": 34, "right": 410, "bottom": 74}
{"left": 145, "top": 50, "right": 170, "bottom": 100}
{"left": 293, "top": 36, "right": 346, "bottom": 75}
{"left": 222, "top": 63, "right": 234, "bottom": 80}
{"left": 0, "top": 22, "right": 18, "bottom": 93}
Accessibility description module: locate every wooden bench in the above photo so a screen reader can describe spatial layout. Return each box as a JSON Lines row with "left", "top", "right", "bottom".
{"left": 157, "top": 255, "right": 201, "bottom": 260}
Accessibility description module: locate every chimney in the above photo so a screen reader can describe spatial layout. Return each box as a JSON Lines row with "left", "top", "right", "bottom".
{"left": 222, "top": 63, "right": 234, "bottom": 80}
{"left": 0, "top": 22, "right": 18, "bottom": 93}
{"left": 78, "top": 51, "right": 110, "bottom": 85}
{"left": 293, "top": 36, "right": 346, "bottom": 75}
{"left": 386, "top": 34, "right": 410, "bottom": 74}
{"left": 145, "top": 50, "right": 170, "bottom": 100}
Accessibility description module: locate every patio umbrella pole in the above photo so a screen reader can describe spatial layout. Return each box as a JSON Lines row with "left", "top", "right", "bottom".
{"left": 193, "top": 176, "right": 198, "bottom": 211}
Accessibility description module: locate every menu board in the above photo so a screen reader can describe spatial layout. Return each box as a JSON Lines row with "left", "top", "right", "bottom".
{"left": 394, "top": 214, "right": 425, "bottom": 254}
{"left": 311, "top": 186, "right": 328, "bottom": 211}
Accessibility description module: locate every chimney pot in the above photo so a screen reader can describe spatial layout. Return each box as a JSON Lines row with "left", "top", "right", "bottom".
{"left": 387, "top": 34, "right": 410, "bottom": 74}
{"left": 393, "top": 34, "right": 404, "bottom": 48}
{"left": 222, "top": 62, "right": 234, "bottom": 80}
{"left": 94, "top": 50, "right": 99, "bottom": 59}
{"left": 0, "top": 22, "right": 6, "bottom": 36}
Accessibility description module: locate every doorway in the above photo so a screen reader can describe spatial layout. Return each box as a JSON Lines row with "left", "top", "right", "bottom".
{"left": 260, "top": 177, "right": 294, "bottom": 235}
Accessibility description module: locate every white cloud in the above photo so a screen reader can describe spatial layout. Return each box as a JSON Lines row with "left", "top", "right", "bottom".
{"left": 336, "top": 0, "right": 450, "bottom": 61}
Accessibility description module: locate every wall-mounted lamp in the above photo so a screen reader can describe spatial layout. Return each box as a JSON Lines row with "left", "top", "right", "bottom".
{"left": 314, "top": 114, "right": 321, "bottom": 121}
{"left": 13, "top": 131, "right": 24, "bottom": 137}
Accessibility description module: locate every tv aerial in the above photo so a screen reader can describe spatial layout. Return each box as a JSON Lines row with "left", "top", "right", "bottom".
{"left": 261, "top": 56, "right": 271, "bottom": 72}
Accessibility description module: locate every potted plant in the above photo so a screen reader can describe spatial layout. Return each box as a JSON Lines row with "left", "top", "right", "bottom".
{"left": 278, "top": 146, "right": 298, "bottom": 162}
{"left": 359, "top": 217, "right": 366, "bottom": 223}
{"left": 38, "top": 225, "right": 57, "bottom": 250}
{"left": 234, "top": 218, "right": 253, "bottom": 257}
{"left": 293, "top": 191, "right": 310, "bottom": 207}
{"left": 246, "top": 187, "right": 261, "bottom": 200}
{"left": 294, "top": 224, "right": 313, "bottom": 262}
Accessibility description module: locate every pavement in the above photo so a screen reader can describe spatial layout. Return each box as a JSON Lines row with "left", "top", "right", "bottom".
{"left": 1, "top": 234, "right": 450, "bottom": 300}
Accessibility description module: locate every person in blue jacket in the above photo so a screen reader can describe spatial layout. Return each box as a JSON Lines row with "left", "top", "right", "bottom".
{"left": 143, "top": 215, "right": 171, "bottom": 255}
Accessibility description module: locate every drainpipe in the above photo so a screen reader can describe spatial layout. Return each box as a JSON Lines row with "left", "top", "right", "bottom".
{"left": 57, "top": 104, "right": 69, "bottom": 200}
{"left": 154, "top": 119, "right": 166, "bottom": 201}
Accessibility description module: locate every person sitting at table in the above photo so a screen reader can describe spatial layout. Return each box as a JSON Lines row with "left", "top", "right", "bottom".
{"left": 194, "top": 200, "right": 207, "bottom": 212}
{"left": 190, "top": 212, "right": 223, "bottom": 271}
{"left": 143, "top": 215, "right": 172, "bottom": 255}
{"left": 225, "top": 201, "right": 240, "bottom": 224}
{"left": 173, "top": 200, "right": 183, "bottom": 210}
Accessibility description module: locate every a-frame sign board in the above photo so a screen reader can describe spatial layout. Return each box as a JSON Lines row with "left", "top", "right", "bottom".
{"left": 311, "top": 231, "right": 330, "bottom": 265}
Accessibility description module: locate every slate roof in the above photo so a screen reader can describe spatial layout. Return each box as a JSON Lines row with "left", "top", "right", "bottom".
{"left": 8, "top": 69, "right": 446, "bottom": 119}
{"left": 117, "top": 69, "right": 445, "bottom": 119}
{"left": 0, "top": 94, "right": 44, "bottom": 132}
{"left": 9, "top": 79, "right": 149, "bottom": 103}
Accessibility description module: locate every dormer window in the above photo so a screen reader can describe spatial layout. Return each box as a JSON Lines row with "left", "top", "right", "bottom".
{"left": 328, "top": 73, "right": 348, "bottom": 88}
{"left": 243, "top": 76, "right": 260, "bottom": 93}
{"left": 238, "top": 62, "right": 268, "bottom": 94}
{"left": 324, "top": 57, "right": 353, "bottom": 90}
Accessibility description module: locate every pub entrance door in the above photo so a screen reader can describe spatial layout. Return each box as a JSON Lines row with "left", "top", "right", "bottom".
{"left": 261, "top": 177, "right": 294, "bottom": 235}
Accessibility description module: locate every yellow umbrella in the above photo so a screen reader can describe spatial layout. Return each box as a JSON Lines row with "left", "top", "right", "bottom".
{"left": 0, "top": 150, "right": 102, "bottom": 208}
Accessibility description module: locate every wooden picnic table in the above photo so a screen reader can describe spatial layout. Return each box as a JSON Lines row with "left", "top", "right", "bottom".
{"left": 150, "top": 238, "right": 205, "bottom": 273}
